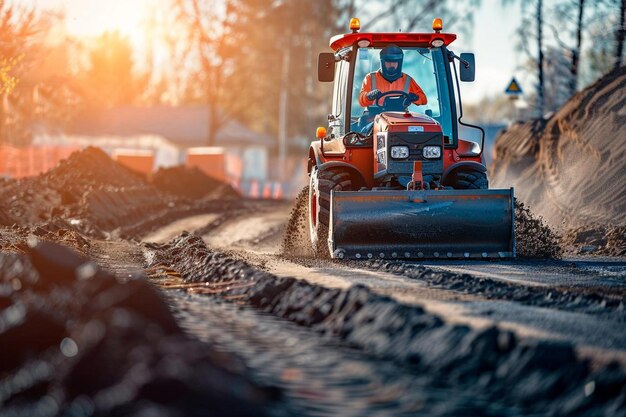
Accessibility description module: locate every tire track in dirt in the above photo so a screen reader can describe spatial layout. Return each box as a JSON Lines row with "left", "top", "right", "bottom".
{"left": 143, "top": 232, "right": 626, "bottom": 416}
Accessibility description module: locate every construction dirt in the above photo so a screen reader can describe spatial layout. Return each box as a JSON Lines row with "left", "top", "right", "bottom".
{"left": 0, "top": 140, "right": 625, "bottom": 415}
{"left": 491, "top": 66, "right": 626, "bottom": 256}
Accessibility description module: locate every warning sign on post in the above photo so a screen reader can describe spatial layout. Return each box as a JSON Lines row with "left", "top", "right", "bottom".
{"left": 505, "top": 77, "right": 523, "bottom": 95}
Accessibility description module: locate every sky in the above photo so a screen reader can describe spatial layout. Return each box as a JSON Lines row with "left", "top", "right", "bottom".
{"left": 23, "top": 0, "right": 527, "bottom": 104}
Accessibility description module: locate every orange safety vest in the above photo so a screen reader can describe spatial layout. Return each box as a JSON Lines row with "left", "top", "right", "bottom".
{"left": 359, "top": 71, "right": 428, "bottom": 107}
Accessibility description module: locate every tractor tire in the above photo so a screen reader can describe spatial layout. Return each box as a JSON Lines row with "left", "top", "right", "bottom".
{"left": 308, "top": 167, "right": 353, "bottom": 257}
{"left": 445, "top": 168, "right": 489, "bottom": 190}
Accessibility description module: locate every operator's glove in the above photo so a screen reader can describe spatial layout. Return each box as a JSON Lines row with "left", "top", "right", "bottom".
{"left": 408, "top": 92, "right": 420, "bottom": 102}
{"left": 366, "top": 89, "right": 382, "bottom": 101}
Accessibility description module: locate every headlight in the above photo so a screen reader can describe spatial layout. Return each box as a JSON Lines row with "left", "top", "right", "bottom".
{"left": 431, "top": 39, "right": 445, "bottom": 48}
{"left": 423, "top": 146, "right": 441, "bottom": 159}
{"left": 390, "top": 146, "right": 409, "bottom": 159}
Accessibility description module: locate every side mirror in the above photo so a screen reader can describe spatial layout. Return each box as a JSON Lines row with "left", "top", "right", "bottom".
{"left": 318, "top": 52, "right": 336, "bottom": 82}
{"left": 459, "top": 53, "right": 475, "bottom": 82}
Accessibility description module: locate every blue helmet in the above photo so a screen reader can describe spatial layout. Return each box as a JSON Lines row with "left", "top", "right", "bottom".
{"left": 380, "top": 45, "right": 404, "bottom": 82}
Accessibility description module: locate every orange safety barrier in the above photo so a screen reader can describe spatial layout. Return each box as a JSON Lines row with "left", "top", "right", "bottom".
{"left": 0, "top": 145, "right": 81, "bottom": 178}
{"left": 113, "top": 149, "right": 155, "bottom": 178}
{"left": 186, "top": 147, "right": 227, "bottom": 182}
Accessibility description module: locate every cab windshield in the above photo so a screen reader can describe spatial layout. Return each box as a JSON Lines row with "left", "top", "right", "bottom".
{"left": 350, "top": 47, "right": 454, "bottom": 141}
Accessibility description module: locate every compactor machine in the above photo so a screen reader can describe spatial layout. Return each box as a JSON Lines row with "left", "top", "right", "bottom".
{"left": 307, "top": 18, "right": 515, "bottom": 259}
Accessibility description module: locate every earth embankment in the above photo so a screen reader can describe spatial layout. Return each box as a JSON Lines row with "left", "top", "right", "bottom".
{"left": 491, "top": 66, "right": 626, "bottom": 255}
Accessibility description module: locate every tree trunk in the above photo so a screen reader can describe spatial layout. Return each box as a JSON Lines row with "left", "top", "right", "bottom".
{"left": 616, "top": 0, "right": 626, "bottom": 69}
{"left": 537, "top": 0, "right": 544, "bottom": 118}
{"left": 0, "top": 94, "right": 5, "bottom": 146}
{"left": 277, "top": 27, "right": 292, "bottom": 183}
{"left": 207, "top": 104, "right": 216, "bottom": 147}
{"left": 570, "top": 0, "right": 585, "bottom": 96}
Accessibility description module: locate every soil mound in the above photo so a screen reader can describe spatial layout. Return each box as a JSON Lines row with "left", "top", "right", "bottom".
{"left": 0, "top": 147, "right": 171, "bottom": 234}
{"left": 0, "top": 242, "right": 277, "bottom": 415}
{"left": 561, "top": 224, "right": 626, "bottom": 256}
{"left": 152, "top": 165, "right": 240, "bottom": 200}
{"left": 491, "top": 67, "right": 626, "bottom": 254}
{"left": 45, "top": 146, "right": 147, "bottom": 195}
{"left": 1, "top": 147, "right": 246, "bottom": 239}
{"left": 514, "top": 199, "right": 562, "bottom": 258}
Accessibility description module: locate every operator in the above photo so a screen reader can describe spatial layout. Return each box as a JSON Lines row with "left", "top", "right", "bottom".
{"left": 359, "top": 45, "right": 427, "bottom": 108}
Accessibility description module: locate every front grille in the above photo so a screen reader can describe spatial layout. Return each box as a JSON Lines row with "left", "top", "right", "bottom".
{"left": 387, "top": 132, "right": 442, "bottom": 161}
{"left": 385, "top": 131, "right": 444, "bottom": 176}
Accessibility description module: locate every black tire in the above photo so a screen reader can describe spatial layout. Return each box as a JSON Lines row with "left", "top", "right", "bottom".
{"left": 445, "top": 168, "right": 489, "bottom": 190}
{"left": 308, "top": 168, "right": 353, "bottom": 257}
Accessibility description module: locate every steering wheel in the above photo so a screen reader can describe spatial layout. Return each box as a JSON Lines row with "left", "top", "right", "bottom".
{"left": 375, "top": 90, "right": 413, "bottom": 108}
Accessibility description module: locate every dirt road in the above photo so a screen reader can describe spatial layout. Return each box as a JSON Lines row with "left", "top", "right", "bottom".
{"left": 142, "top": 201, "right": 626, "bottom": 362}
{"left": 104, "top": 198, "right": 618, "bottom": 417}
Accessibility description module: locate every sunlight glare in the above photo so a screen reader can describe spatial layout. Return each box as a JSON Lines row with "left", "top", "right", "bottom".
{"left": 33, "top": 0, "right": 154, "bottom": 45}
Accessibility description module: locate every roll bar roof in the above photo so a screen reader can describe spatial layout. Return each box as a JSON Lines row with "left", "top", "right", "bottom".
{"left": 329, "top": 32, "right": 457, "bottom": 51}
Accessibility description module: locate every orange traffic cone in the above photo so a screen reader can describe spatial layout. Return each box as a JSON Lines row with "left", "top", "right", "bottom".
{"left": 272, "top": 183, "right": 283, "bottom": 199}
{"left": 249, "top": 179, "right": 260, "bottom": 198}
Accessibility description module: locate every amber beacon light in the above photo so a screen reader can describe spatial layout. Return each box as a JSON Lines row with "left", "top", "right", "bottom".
{"left": 432, "top": 18, "right": 443, "bottom": 32}
{"left": 349, "top": 17, "right": 360, "bottom": 33}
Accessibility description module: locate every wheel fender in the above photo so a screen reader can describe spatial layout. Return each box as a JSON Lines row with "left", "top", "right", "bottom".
{"left": 308, "top": 143, "right": 322, "bottom": 173}
{"left": 442, "top": 161, "right": 487, "bottom": 184}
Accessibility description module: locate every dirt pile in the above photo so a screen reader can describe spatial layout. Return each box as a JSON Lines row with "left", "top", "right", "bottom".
{"left": 514, "top": 199, "right": 562, "bottom": 258}
{"left": 0, "top": 147, "right": 167, "bottom": 233}
{"left": 0, "top": 147, "right": 244, "bottom": 238}
{"left": 491, "top": 66, "right": 626, "bottom": 255}
{"left": 561, "top": 225, "right": 626, "bottom": 257}
{"left": 0, "top": 241, "right": 277, "bottom": 415}
{"left": 152, "top": 166, "right": 240, "bottom": 200}
{"left": 147, "top": 232, "right": 626, "bottom": 415}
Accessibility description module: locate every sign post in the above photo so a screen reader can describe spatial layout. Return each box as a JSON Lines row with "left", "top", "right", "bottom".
{"left": 505, "top": 77, "right": 523, "bottom": 121}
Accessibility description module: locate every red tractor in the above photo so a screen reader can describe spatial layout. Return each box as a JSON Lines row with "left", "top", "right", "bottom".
{"left": 307, "top": 18, "right": 515, "bottom": 260}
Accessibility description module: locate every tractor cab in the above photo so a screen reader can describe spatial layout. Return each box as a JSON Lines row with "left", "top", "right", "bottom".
{"left": 317, "top": 18, "right": 477, "bottom": 157}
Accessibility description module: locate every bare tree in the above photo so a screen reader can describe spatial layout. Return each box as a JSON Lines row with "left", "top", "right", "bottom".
{"left": 537, "top": 0, "right": 545, "bottom": 117}
{"left": 546, "top": 1, "right": 588, "bottom": 97}
{"left": 573, "top": 0, "right": 586, "bottom": 92}
{"left": 173, "top": 0, "right": 241, "bottom": 146}
{"left": 346, "top": 0, "right": 481, "bottom": 34}
{"left": 616, "top": 0, "right": 626, "bottom": 68}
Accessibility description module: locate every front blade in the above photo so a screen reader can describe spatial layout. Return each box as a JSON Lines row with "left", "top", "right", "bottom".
{"left": 329, "top": 188, "right": 515, "bottom": 259}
